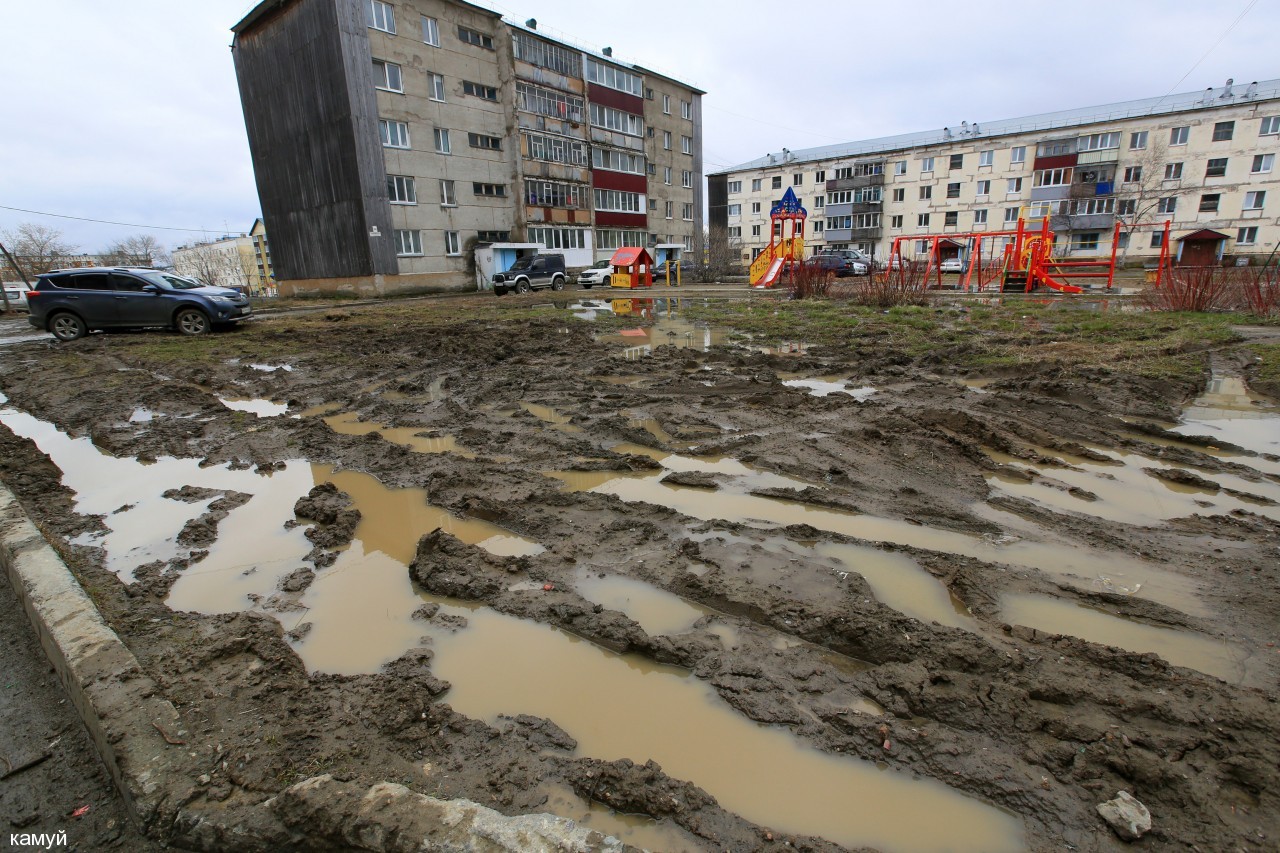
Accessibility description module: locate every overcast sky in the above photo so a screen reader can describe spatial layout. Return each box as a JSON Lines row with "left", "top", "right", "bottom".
{"left": 2, "top": 0, "right": 1274, "bottom": 253}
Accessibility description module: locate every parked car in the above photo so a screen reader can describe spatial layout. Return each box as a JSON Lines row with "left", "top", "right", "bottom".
{"left": 2, "top": 284, "right": 28, "bottom": 311}
{"left": 939, "top": 257, "right": 967, "bottom": 273}
{"left": 26, "top": 268, "right": 251, "bottom": 341}
{"left": 492, "top": 253, "right": 567, "bottom": 295}
{"left": 815, "top": 250, "right": 870, "bottom": 276}
{"left": 576, "top": 260, "right": 611, "bottom": 288}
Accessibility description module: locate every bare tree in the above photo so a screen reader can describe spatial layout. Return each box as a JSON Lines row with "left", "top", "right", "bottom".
{"left": 101, "top": 234, "right": 167, "bottom": 268}
{"left": 172, "top": 243, "right": 246, "bottom": 289}
{"left": 0, "top": 222, "right": 77, "bottom": 277}
{"left": 705, "top": 224, "right": 744, "bottom": 281}
{"left": 1111, "top": 140, "right": 1199, "bottom": 263}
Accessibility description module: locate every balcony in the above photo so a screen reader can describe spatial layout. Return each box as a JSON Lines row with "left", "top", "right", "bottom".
{"left": 826, "top": 174, "right": 885, "bottom": 191}
{"left": 1077, "top": 149, "right": 1120, "bottom": 165}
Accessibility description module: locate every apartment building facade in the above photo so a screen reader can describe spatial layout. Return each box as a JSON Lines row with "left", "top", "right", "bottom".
{"left": 172, "top": 220, "right": 276, "bottom": 294}
{"left": 709, "top": 80, "right": 1280, "bottom": 267}
{"left": 231, "top": 0, "right": 703, "bottom": 294}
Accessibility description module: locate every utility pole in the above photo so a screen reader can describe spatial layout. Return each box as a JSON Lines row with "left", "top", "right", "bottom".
{"left": 0, "top": 240, "right": 30, "bottom": 312}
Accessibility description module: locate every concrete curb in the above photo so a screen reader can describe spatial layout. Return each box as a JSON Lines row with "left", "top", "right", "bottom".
{"left": 0, "top": 483, "right": 628, "bottom": 852}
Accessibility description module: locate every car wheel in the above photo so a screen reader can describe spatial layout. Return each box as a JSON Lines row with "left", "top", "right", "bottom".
{"left": 175, "top": 307, "right": 211, "bottom": 335}
{"left": 516, "top": 280, "right": 531, "bottom": 294}
{"left": 49, "top": 312, "right": 87, "bottom": 342}
{"left": 551, "top": 275, "right": 564, "bottom": 291}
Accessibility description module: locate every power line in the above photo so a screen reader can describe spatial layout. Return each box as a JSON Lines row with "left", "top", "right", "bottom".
{"left": 0, "top": 205, "right": 224, "bottom": 234}
{"left": 1154, "top": 0, "right": 1260, "bottom": 105}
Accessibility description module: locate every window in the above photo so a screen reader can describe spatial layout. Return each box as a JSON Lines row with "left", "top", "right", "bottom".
{"left": 1238, "top": 226, "right": 1258, "bottom": 245}
{"left": 1010, "top": 146, "right": 1026, "bottom": 163}
{"left": 1164, "top": 162, "right": 1183, "bottom": 180}
{"left": 1205, "top": 158, "right": 1228, "bottom": 178}
{"left": 366, "top": 0, "right": 395, "bottom": 33}
{"left": 1157, "top": 197, "right": 1177, "bottom": 214}
{"left": 1116, "top": 232, "right": 1130, "bottom": 249}
{"left": 727, "top": 180, "right": 742, "bottom": 193}
{"left": 477, "top": 230, "right": 509, "bottom": 242}
{"left": 833, "top": 167, "right": 853, "bottom": 181}
{"left": 979, "top": 150, "right": 993, "bottom": 167}
{"left": 681, "top": 100, "right": 692, "bottom": 120}
{"left": 1077, "top": 167, "right": 1113, "bottom": 185}
{"left": 892, "top": 188, "right": 905, "bottom": 202}
{"left": 439, "top": 179, "right": 455, "bottom": 206}
{"left": 915, "top": 240, "right": 929, "bottom": 255}
{"left": 1074, "top": 198, "right": 1114, "bottom": 215}
{"left": 596, "top": 229, "right": 647, "bottom": 249}
{"left": 457, "top": 26, "right": 493, "bottom": 49}
{"left": 683, "top": 203, "right": 693, "bottom": 221}
{"left": 585, "top": 59, "right": 643, "bottom": 96}
{"left": 526, "top": 180, "right": 587, "bottom": 208}
{"left": 372, "top": 59, "right": 402, "bottom": 92}
{"left": 751, "top": 202, "right": 761, "bottom": 213}
{"left": 662, "top": 131, "right": 671, "bottom": 150}
{"left": 894, "top": 160, "right": 907, "bottom": 175}
{"left": 917, "top": 213, "right": 930, "bottom": 227}
{"left": 751, "top": 178, "right": 762, "bottom": 191}
{"left": 394, "top": 230, "right": 422, "bottom": 256}
{"left": 890, "top": 215, "right": 903, "bottom": 228}
{"left": 664, "top": 201, "right": 673, "bottom": 219}
{"left": 1151, "top": 232, "right": 1165, "bottom": 248}
{"left": 921, "top": 157, "right": 935, "bottom": 172}
{"left": 1029, "top": 200, "right": 1066, "bottom": 218}
{"left": 946, "top": 182, "right": 960, "bottom": 199}
{"left": 814, "top": 170, "right": 826, "bottom": 182}
{"left": 1004, "top": 207, "right": 1019, "bottom": 223}
{"left": 526, "top": 132, "right": 587, "bottom": 166}
{"left": 728, "top": 226, "right": 741, "bottom": 238}
{"left": 433, "top": 128, "right": 450, "bottom": 153}
{"left": 421, "top": 15, "right": 439, "bottom": 45}
{"left": 949, "top": 153, "right": 963, "bottom": 170}
{"left": 379, "top": 119, "right": 409, "bottom": 148}
{"left": 444, "top": 231, "right": 461, "bottom": 255}
{"left": 528, "top": 227, "right": 586, "bottom": 250}
{"left": 1033, "top": 170, "right": 1068, "bottom": 187}
{"left": 1244, "top": 191, "right": 1266, "bottom": 210}
{"left": 473, "top": 182, "right": 505, "bottom": 197}
{"left": 1170, "top": 126, "right": 1189, "bottom": 146}
{"left": 462, "top": 80, "right": 497, "bottom": 101}
{"left": 468, "top": 133, "right": 501, "bottom": 150}
{"left": 586, "top": 103, "right": 641, "bottom": 134}
{"left": 662, "top": 94, "right": 670, "bottom": 114}
{"left": 1122, "top": 166, "right": 1142, "bottom": 183}
{"left": 593, "top": 189, "right": 642, "bottom": 212}
{"left": 944, "top": 211, "right": 958, "bottom": 227}
{"left": 429, "top": 73, "right": 445, "bottom": 102}
{"left": 1117, "top": 199, "right": 1136, "bottom": 217}
{"left": 813, "top": 196, "right": 824, "bottom": 209}
{"left": 828, "top": 191, "right": 852, "bottom": 205}
{"left": 387, "top": 175, "right": 416, "bottom": 204}
{"left": 647, "top": 199, "right": 657, "bottom": 211}
{"left": 792, "top": 173, "right": 803, "bottom": 186}
{"left": 751, "top": 225, "right": 761, "bottom": 237}
{"left": 511, "top": 31, "right": 580, "bottom": 76}
{"left": 1037, "top": 140, "right": 1074, "bottom": 157}
{"left": 825, "top": 216, "right": 851, "bottom": 230}
{"left": 518, "top": 82, "right": 585, "bottom": 121}
{"left": 1129, "top": 130, "right": 1148, "bottom": 150}
{"left": 1252, "top": 154, "right": 1274, "bottom": 174}
{"left": 727, "top": 204, "right": 741, "bottom": 216}
{"left": 1078, "top": 132, "right": 1120, "bottom": 151}
{"left": 664, "top": 167, "right": 672, "bottom": 185}
{"left": 682, "top": 170, "right": 693, "bottom": 188}
{"left": 975, "top": 179, "right": 990, "bottom": 196}
{"left": 853, "top": 213, "right": 879, "bottom": 229}
{"left": 919, "top": 185, "right": 932, "bottom": 200}
{"left": 591, "top": 148, "right": 645, "bottom": 174}
{"left": 1071, "top": 232, "right": 1100, "bottom": 251}
{"left": 1261, "top": 116, "right": 1280, "bottom": 135}
{"left": 682, "top": 136, "right": 693, "bottom": 155}
{"left": 810, "top": 222, "right": 822, "bottom": 234}
{"left": 772, "top": 176, "right": 782, "bottom": 189}
{"left": 853, "top": 162, "right": 884, "bottom": 177}
{"left": 973, "top": 209, "right": 988, "bottom": 224}
{"left": 1212, "top": 121, "right": 1234, "bottom": 141}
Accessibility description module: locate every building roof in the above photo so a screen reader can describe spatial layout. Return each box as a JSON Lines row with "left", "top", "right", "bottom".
{"left": 1177, "top": 229, "right": 1232, "bottom": 241}
{"left": 715, "top": 78, "right": 1280, "bottom": 175}
{"left": 233, "top": 0, "right": 500, "bottom": 33}
{"left": 610, "top": 247, "right": 651, "bottom": 266}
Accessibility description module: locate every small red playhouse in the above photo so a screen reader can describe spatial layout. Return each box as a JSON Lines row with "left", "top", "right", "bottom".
{"left": 608, "top": 247, "right": 654, "bottom": 289}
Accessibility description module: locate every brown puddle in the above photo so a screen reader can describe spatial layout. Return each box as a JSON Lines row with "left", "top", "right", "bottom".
{"left": 571, "top": 568, "right": 710, "bottom": 636}
{"left": 322, "top": 411, "right": 476, "bottom": 458}
{"left": 1172, "top": 375, "right": 1280, "bottom": 475}
{"left": 1001, "top": 593, "right": 1263, "bottom": 686}
{"left": 518, "top": 402, "right": 583, "bottom": 432}
{"left": 551, "top": 462, "right": 1209, "bottom": 617}
{"left": 813, "top": 541, "right": 974, "bottom": 629}
{"left": 425, "top": 604, "right": 1022, "bottom": 852}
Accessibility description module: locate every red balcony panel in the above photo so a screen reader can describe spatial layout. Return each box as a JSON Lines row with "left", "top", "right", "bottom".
{"left": 594, "top": 211, "right": 647, "bottom": 228}
{"left": 587, "top": 83, "right": 644, "bottom": 115}
{"left": 1034, "top": 154, "right": 1078, "bottom": 170}
{"left": 591, "top": 170, "right": 646, "bottom": 193}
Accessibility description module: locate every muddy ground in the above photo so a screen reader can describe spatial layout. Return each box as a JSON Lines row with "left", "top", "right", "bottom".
{"left": 0, "top": 292, "right": 1277, "bottom": 852}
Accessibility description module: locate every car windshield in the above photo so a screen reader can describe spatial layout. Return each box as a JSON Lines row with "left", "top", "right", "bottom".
{"left": 138, "top": 271, "right": 207, "bottom": 290}
{"left": 509, "top": 257, "right": 533, "bottom": 270}
{"left": 592, "top": 260, "right": 609, "bottom": 268}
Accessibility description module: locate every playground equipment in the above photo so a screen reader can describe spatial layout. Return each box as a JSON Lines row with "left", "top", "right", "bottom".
{"left": 608, "top": 247, "right": 654, "bottom": 289}
{"left": 885, "top": 217, "right": 1174, "bottom": 293}
{"left": 749, "top": 187, "right": 806, "bottom": 288}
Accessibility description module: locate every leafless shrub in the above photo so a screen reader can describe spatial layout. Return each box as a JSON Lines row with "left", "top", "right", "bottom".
{"left": 1141, "top": 265, "right": 1234, "bottom": 312}
{"left": 836, "top": 263, "right": 933, "bottom": 307}
{"left": 787, "top": 261, "right": 833, "bottom": 300}
{"left": 1227, "top": 263, "right": 1280, "bottom": 317}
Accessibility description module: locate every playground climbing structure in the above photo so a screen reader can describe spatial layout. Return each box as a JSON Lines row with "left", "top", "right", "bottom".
{"left": 750, "top": 187, "right": 807, "bottom": 288}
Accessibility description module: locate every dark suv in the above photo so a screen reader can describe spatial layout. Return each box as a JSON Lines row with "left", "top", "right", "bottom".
{"left": 492, "top": 254, "right": 566, "bottom": 295}
{"left": 27, "top": 268, "right": 252, "bottom": 341}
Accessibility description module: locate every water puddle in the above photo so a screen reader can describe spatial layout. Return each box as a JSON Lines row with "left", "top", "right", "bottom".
{"left": 425, "top": 605, "right": 1022, "bottom": 852}
{"left": 518, "top": 402, "right": 582, "bottom": 433}
{"left": 571, "top": 568, "right": 710, "bottom": 636}
{"left": 813, "top": 542, "right": 973, "bottom": 629}
{"left": 129, "top": 407, "right": 156, "bottom": 423}
{"left": 781, "top": 377, "right": 877, "bottom": 401}
{"left": 594, "top": 313, "right": 730, "bottom": 360}
{"left": 219, "top": 397, "right": 291, "bottom": 418}
{"left": 1172, "top": 375, "right": 1280, "bottom": 472}
{"left": 322, "top": 411, "right": 475, "bottom": 458}
{"left": 551, "top": 462, "right": 1207, "bottom": 616}
{"left": 1001, "top": 593, "right": 1261, "bottom": 686}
